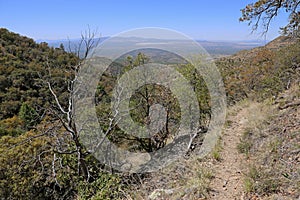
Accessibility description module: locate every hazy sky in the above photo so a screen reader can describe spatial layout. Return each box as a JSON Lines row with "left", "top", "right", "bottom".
{"left": 0, "top": 0, "right": 290, "bottom": 41}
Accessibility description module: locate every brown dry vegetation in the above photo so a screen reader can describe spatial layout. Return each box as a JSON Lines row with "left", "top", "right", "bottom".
{"left": 240, "top": 84, "right": 300, "bottom": 200}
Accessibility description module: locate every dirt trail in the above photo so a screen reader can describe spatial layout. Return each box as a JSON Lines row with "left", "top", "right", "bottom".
{"left": 209, "top": 106, "right": 249, "bottom": 200}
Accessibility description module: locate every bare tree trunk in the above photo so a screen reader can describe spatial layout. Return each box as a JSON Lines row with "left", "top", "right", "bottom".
{"left": 45, "top": 27, "right": 100, "bottom": 181}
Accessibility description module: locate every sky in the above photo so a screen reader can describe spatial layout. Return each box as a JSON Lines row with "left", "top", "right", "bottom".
{"left": 0, "top": 0, "right": 290, "bottom": 41}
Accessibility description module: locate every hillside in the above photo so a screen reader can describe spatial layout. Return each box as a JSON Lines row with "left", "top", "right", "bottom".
{"left": 212, "top": 37, "right": 299, "bottom": 199}
{"left": 0, "top": 29, "right": 299, "bottom": 199}
{"left": 0, "top": 28, "right": 86, "bottom": 199}
{"left": 216, "top": 36, "right": 300, "bottom": 104}
{"left": 0, "top": 28, "right": 78, "bottom": 135}
{"left": 128, "top": 36, "right": 300, "bottom": 200}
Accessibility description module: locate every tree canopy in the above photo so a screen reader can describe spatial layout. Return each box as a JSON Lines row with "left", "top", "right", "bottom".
{"left": 240, "top": 0, "right": 300, "bottom": 37}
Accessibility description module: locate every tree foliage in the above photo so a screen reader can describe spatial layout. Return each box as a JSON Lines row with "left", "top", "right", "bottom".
{"left": 18, "top": 102, "right": 39, "bottom": 130}
{"left": 240, "top": 0, "right": 300, "bottom": 36}
{"left": 95, "top": 50, "right": 211, "bottom": 154}
{"left": 0, "top": 28, "right": 78, "bottom": 121}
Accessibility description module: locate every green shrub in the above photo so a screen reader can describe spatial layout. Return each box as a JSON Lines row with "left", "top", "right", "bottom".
{"left": 78, "top": 174, "right": 128, "bottom": 200}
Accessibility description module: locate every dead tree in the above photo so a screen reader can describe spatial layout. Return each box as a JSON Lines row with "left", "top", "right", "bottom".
{"left": 46, "top": 27, "right": 101, "bottom": 181}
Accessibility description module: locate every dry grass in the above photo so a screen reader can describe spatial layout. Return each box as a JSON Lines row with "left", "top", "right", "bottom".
{"left": 238, "top": 84, "right": 300, "bottom": 199}
{"left": 211, "top": 137, "right": 222, "bottom": 161}
{"left": 130, "top": 156, "right": 213, "bottom": 200}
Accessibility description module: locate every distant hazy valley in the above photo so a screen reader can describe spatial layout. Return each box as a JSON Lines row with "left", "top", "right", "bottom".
{"left": 39, "top": 37, "right": 266, "bottom": 58}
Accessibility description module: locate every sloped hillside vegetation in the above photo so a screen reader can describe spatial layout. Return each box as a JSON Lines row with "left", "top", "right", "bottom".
{"left": 216, "top": 36, "right": 300, "bottom": 104}
{"left": 0, "top": 28, "right": 129, "bottom": 199}
{"left": 0, "top": 28, "right": 78, "bottom": 135}
{"left": 0, "top": 28, "right": 299, "bottom": 199}
{"left": 217, "top": 36, "right": 300, "bottom": 199}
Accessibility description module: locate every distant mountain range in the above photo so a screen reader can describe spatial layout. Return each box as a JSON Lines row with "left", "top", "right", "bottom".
{"left": 37, "top": 37, "right": 267, "bottom": 57}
